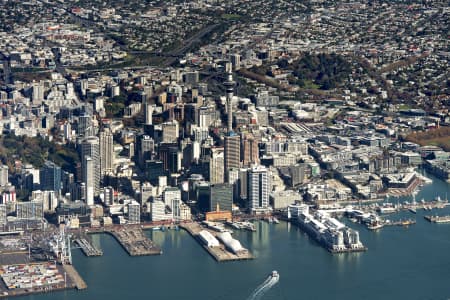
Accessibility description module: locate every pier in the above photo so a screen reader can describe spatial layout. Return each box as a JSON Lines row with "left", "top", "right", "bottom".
{"left": 424, "top": 215, "right": 450, "bottom": 223}
{"left": 74, "top": 238, "right": 103, "bottom": 257}
{"left": 63, "top": 264, "right": 87, "bottom": 290}
{"left": 181, "top": 222, "right": 254, "bottom": 262}
{"left": 292, "top": 219, "right": 368, "bottom": 254}
{"left": 383, "top": 219, "right": 416, "bottom": 227}
{"left": 108, "top": 228, "right": 162, "bottom": 256}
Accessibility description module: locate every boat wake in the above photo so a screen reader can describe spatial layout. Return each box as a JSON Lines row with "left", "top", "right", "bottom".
{"left": 246, "top": 271, "right": 279, "bottom": 300}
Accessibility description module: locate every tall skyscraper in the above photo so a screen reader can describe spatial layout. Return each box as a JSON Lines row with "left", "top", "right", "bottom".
{"left": 161, "top": 120, "right": 179, "bottom": 143}
{"left": 158, "top": 143, "right": 180, "bottom": 173}
{"left": 39, "top": 161, "right": 62, "bottom": 193}
{"left": 145, "top": 103, "right": 154, "bottom": 125}
{"left": 99, "top": 129, "right": 114, "bottom": 177}
{"left": 209, "top": 147, "right": 224, "bottom": 184}
{"left": 137, "top": 135, "right": 155, "bottom": 168}
{"left": 224, "top": 133, "right": 240, "bottom": 181}
{"left": 242, "top": 133, "right": 260, "bottom": 167}
{"left": 77, "top": 114, "right": 92, "bottom": 137}
{"left": 83, "top": 156, "right": 95, "bottom": 206}
{"left": 224, "top": 70, "right": 235, "bottom": 132}
{"left": 79, "top": 136, "right": 100, "bottom": 195}
{"left": 248, "top": 165, "right": 270, "bottom": 214}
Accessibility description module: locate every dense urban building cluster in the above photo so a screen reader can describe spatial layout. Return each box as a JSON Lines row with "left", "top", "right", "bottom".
{"left": 0, "top": 0, "right": 447, "bottom": 248}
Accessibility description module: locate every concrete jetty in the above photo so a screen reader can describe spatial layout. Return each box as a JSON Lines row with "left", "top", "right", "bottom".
{"left": 108, "top": 228, "right": 162, "bottom": 256}
{"left": 181, "top": 222, "right": 253, "bottom": 262}
{"left": 63, "top": 264, "right": 87, "bottom": 290}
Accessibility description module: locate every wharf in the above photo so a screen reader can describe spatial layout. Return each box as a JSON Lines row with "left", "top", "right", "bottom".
{"left": 383, "top": 219, "right": 416, "bottom": 227}
{"left": 424, "top": 215, "right": 450, "bottom": 223}
{"left": 74, "top": 238, "right": 103, "bottom": 257}
{"left": 292, "top": 220, "right": 368, "bottom": 254}
{"left": 63, "top": 264, "right": 87, "bottom": 290}
{"left": 181, "top": 223, "right": 254, "bottom": 262}
{"left": 108, "top": 228, "right": 162, "bottom": 256}
{"left": 0, "top": 262, "right": 84, "bottom": 299}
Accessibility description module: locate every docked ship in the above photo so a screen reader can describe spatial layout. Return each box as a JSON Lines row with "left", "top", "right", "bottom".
{"left": 241, "top": 222, "right": 256, "bottom": 232}
{"left": 401, "top": 219, "right": 415, "bottom": 226}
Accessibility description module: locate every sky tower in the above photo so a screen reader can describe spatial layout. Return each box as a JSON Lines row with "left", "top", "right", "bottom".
{"left": 224, "top": 69, "right": 235, "bottom": 132}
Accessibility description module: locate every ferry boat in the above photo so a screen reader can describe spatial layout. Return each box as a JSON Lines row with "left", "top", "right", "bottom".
{"left": 401, "top": 219, "right": 415, "bottom": 226}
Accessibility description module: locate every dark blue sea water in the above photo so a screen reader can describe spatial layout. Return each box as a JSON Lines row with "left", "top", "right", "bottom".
{"left": 17, "top": 175, "right": 450, "bottom": 300}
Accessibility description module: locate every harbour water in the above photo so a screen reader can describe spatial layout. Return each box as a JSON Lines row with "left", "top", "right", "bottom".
{"left": 16, "top": 175, "right": 450, "bottom": 300}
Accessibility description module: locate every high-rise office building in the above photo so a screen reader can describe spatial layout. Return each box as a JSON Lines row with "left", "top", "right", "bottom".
{"left": 163, "top": 187, "right": 181, "bottom": 222}
{"left": 0, "top": 165, "right": 8, "bottom": 187}
{"left": 242, "top": 134, "right": 259, "bottom": 167}
{"left": 99, "top": 129, "right": 114, "bottom": 177}
{"left": 103, "top": 186, "right": 115, "bottom": 206}
{"left": 31, "top": 83, "right": 44, "bottom": 105}
{"left": 140, "top": 182, "right": 153, "bottom": 205}
{"left": 209, "top": 183, "right": 233, "bottom": 212}
{"left": 161, "top": 120, "right": 179, "bottom": 143}
{"left": 83, "top": 156, "right": 95, "bottom": 206}
{"left": 151, "top": 199, "right": 168, "bottom": 221}
{"left": 136, "top": 134, "right": 155, "bottom": 168}
{"left": 39, "top": 161, "right": 62, "bottom": 193}
{"left": 248, "top": 165, "right": 270, "bottom": 214}
{"left": 145, "top": 103, "right": 154, "bottom": 125}
{"left": 230, "top": 54, "right": 241, "bottom": 70}
{"left": 127, "top": 201, "right": 141, "bottom": 224}
{"left": 77, "top": 114, "right": 92, "bottom": 137}
{"left": 79, "top": 136, "right": 100, "bottom": 196}
{"left": 224, "top": 133, "right": 240, "bottom": 181}
{"left": 209, "top": 147, "right": 224, "bottom": 184}
{"left": 159, "top": 143, "right": 180, "bottom": 173}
